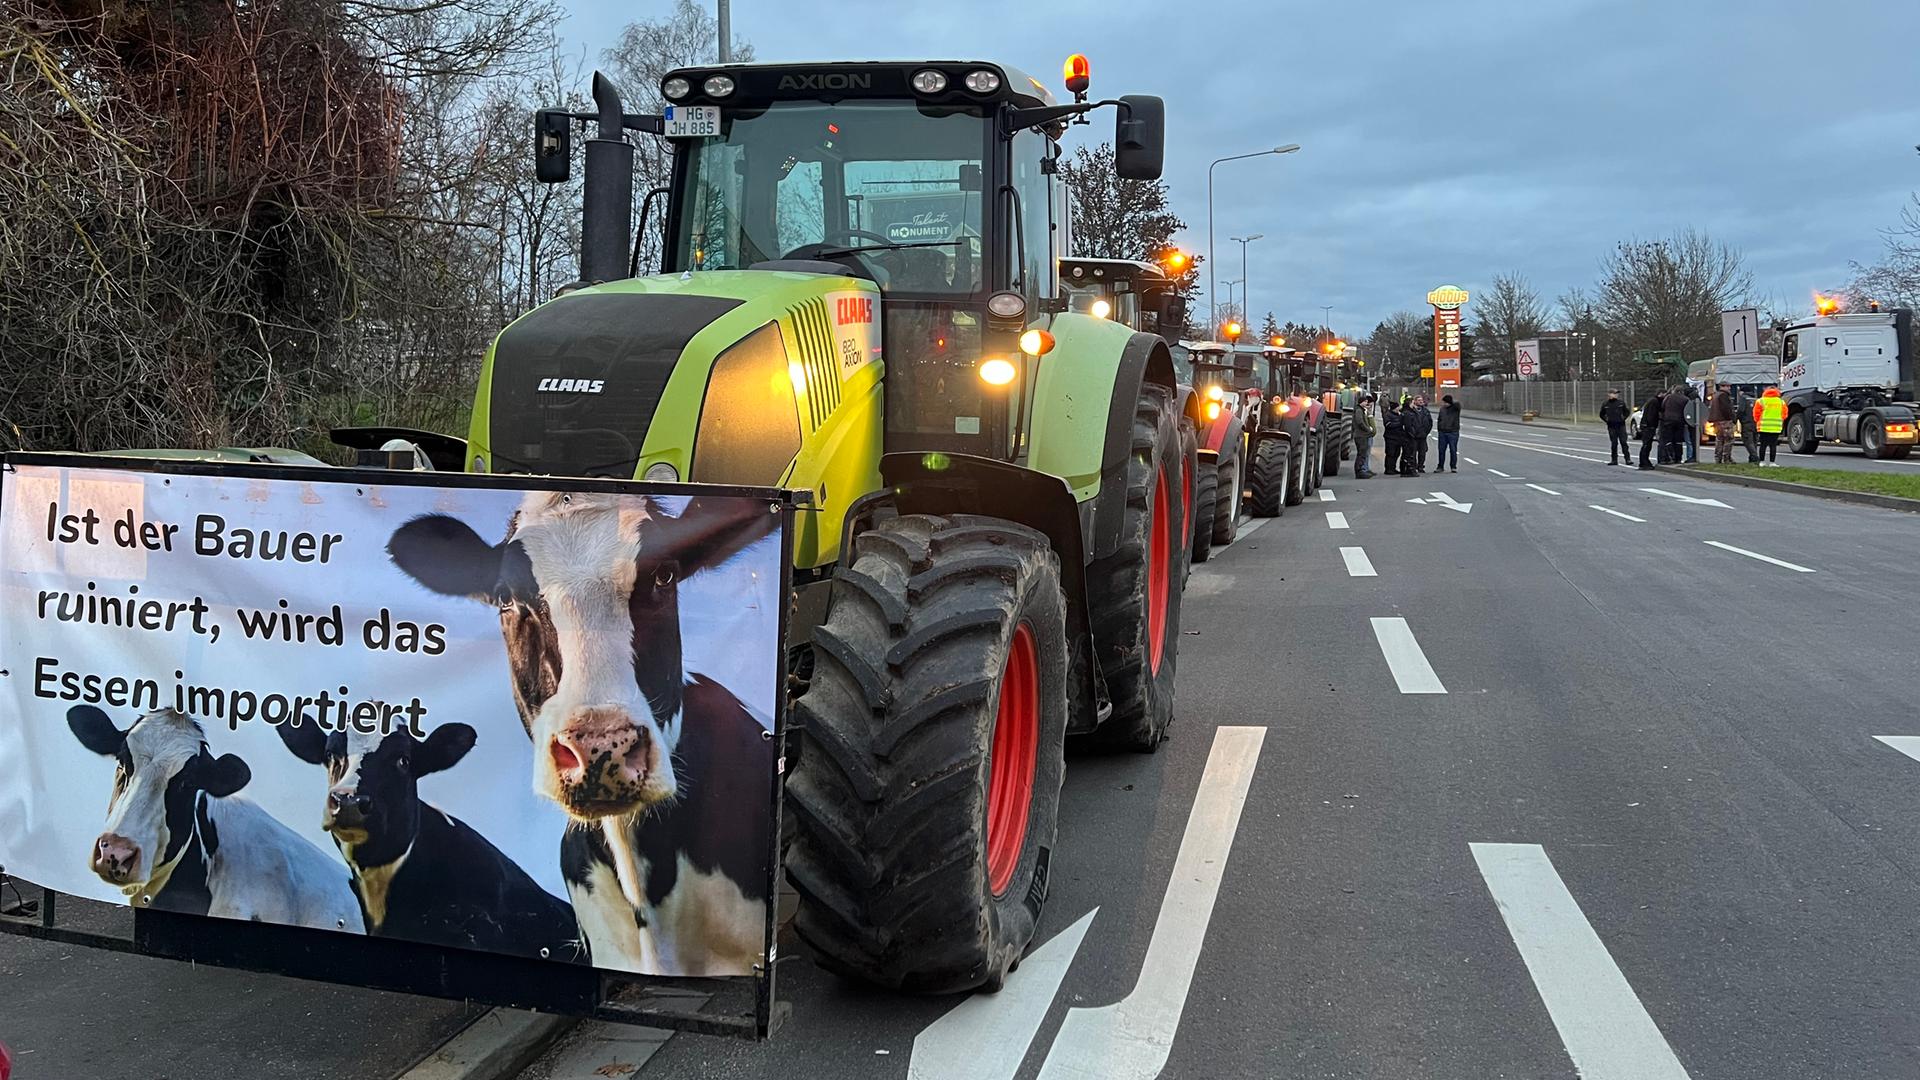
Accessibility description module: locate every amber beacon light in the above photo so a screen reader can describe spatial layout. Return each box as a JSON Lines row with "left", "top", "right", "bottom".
{"left": 1063, "top": 54, "right": 1091, "bottom": 95}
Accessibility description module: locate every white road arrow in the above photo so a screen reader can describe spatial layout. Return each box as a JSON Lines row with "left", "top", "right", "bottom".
{"left": 908, "top": 908, "right": 1100, "bottom": 1080}
{"left": 1406, "top": 491, "right": 1473, "bottom": 513}
{"left": 1638, "top": 487, "right": 1731, "bottom": 508}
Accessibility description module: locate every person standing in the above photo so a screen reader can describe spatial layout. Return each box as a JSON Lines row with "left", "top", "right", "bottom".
{"left": 1600, "top": 388, "right": 1632, "bottom": 465}
{"left": 1682, "top": 386, "right": 1701, "bottom": 463}
{"left": 1436, "top": 394, "right": 1462, "bottom": 472}
{"left": 1380, "top": 397, "right": 1403, "bottom": 477}
{"left": 1752, "top": 386, "right": 1787, "bottom": 466}
{"left": 1737, "top": 386, "right": 1761, "bottom": 463}
{"left": 1352, "top": 393, "right": 1377, "bottom": 478}
{"left": 1708, "top": 382, "right": 1736, "bottom": 464}
{"left": 1638, "top": 388, "right": 1665, "bottom": 469}
{"left": 1403, "top": 394, "right": 1433, "bottom": 475}
{"left": 1659, "top": 385, "right": 1689, "bottom": 465}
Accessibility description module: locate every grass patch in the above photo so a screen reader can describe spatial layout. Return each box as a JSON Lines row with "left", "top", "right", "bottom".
{"left": 1695, "top": 463, "right": 1920, "bottom": 501}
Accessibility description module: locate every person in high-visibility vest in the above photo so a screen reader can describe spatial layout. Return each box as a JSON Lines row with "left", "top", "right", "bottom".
{"left": 1752, "top": 386, "right": 1787, "bottom": 466}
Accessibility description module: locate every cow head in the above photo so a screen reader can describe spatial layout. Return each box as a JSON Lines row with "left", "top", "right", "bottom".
{"left": 386, "top": 492, "right": 773, "bottom": 822}
{"left": 67, "top": 706, "right": 250, "bottom": 895}
{"left": 277, "top": 720, "right": 477, "bottom": 863}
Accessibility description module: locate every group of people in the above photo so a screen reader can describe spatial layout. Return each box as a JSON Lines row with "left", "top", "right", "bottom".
{"left": 1349, "top": 392, "right": 1461, "bottom": 479}
{"left": 1599, "top": 383, "right": 1789, "bottom": 469}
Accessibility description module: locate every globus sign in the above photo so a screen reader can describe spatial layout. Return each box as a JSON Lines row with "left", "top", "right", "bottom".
{"left": 1428, "top": 284, "right": 1468, "bottom": 389}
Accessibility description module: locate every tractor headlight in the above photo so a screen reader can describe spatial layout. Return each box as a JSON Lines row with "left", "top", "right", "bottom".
{"left": 912, "top": 69, "right": 949, "bottom": 94}
{"left": 964, "top": 69, "right": 1002, "bottom": 93}
{"left": 1206, "top": 385, "right": 1224, "bottom": 401}
{"left": 703, "top": 75, "right": 736, "bottom": 98}
{"left": 978, "top": 357, "right": 1017, "bottom": 386}
{"left": 1090, "top": 299, "right": 1112, "bottom": 319}
{"left": 1206, "top": 401, "right": 1222, "bottom": 420}
{"left": 663, "top": 77, "right": 691, "bottom": 101}
{"left": 987, "top": 291, "right": 1027, "bottom": 320}
{"left": 643, "top": 462, "right": 679, "bottom": 484}
{"left": 1019, "top": 329, "right": 1055, "bottom": 355}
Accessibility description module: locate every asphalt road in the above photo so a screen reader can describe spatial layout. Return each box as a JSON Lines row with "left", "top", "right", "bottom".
{"left": 578, "top": 426, "right": 1920, "bottom": 1079}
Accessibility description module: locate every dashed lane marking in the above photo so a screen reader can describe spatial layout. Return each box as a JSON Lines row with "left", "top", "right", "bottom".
{"left": 1370, "top": 617, "right": 1446, "bottom": 694}
{"left": 1462, "top": 456, "right": 1480, "bottom": 465}
{"left": 1037, "top": 727, "right": 1268, "bottom": 1080}
{"left": 1488, "top": 468, "right": 1514, "bottom": 478}
{"left": 1589, "top": 505, "right": 1646, "bottom": 522}
{"left": 1326, "top": 511, "right": 1349, "bottom": 529}
{"left": 1525, "top": 483, "right": 1562, "bottom": 496}
{"left": 1703, "top": 540, "right": 1815, "bottom": 573}
{"left": 1873, "top": 736, "right": 1920, "bottom": 764}
{"left": 1471, "top": 843, "right": 1693, "bottom": 1080}
{"left": 1340, "top": 546, "right": 1377, "bottom": 577}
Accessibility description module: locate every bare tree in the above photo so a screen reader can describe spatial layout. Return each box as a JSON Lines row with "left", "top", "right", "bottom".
{"left": 1470, "top": 272, "right": 1547, "bottom": 377}
{"left": 1366, "top": 311, "right": 1432, "bottom": 383}
{"left": 1595, "top": 228, "right": 1753, "bottom": 365}
{"left": 1057, "top": 141, "right": 1201, "bottom": 326}
{"left": 1848, "top": 195, "right": 1920, "bottom": 310}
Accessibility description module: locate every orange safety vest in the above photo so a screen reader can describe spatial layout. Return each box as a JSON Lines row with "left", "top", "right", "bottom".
{"left": 1754, "top": 395, "right": 1786, "bottom": 434}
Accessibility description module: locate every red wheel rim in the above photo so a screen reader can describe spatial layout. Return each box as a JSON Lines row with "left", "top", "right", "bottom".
{"left": 1147, "top": 467, "right": 1170, "bottom": 675}
{"left": 986, "top": 623, "right": 1040, "bottom": 897}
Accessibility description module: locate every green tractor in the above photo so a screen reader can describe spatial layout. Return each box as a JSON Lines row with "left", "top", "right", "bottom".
{"left": 492, "top": 60, "right": 1182, "bottom": 993}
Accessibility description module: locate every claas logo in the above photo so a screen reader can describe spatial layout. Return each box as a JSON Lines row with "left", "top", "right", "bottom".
{"left": 836, "top": 296, "right": 874, "bottom": 325}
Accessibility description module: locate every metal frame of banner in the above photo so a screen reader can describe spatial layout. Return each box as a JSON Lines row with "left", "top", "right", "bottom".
{"left": 0, "top": 452, "right": 802, "bottom": 1040}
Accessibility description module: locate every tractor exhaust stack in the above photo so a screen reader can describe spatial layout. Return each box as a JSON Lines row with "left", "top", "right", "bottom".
{"left": 581, "top": 72, "right": 635, "bottom": 285}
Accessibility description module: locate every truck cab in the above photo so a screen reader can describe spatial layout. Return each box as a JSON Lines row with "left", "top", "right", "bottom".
{"left": 1778, "top": 306, "right": 1917, "bottom": 457}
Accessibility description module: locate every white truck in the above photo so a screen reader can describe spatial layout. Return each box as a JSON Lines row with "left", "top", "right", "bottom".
{"left": 1778, "top": 306, "right": 1918, "bottom": 459}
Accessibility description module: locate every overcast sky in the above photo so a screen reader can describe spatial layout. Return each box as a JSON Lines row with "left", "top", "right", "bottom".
{"left": 562, "top": 0, "right": 1918, "bottom": 335}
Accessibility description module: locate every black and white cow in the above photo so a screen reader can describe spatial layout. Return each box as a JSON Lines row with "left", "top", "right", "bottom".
{"left": 67, "top": 706, "right": 364, "bottom": 933}
{"left": 275, "top": 719, "right": 581, "bottom": 961}
{"left": 387, "top": 493, "right": 777, "bottom": 975}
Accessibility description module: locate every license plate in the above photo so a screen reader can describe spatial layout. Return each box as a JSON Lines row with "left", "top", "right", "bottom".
{"left": 664, "top": 105, "right": 721, "bottom": 139}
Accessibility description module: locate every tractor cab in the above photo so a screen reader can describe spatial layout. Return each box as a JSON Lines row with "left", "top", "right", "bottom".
{"left": 1060, "top": 258, "right": 1176, "bottom": 338}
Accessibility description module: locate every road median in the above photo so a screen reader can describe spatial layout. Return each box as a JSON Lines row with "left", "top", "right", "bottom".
{"left": 1677, "top": 463, "right": 1920, "bottom": 512}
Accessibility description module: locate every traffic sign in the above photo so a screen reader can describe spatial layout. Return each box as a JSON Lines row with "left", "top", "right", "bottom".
{"left": 1515, "top": 339, "right": 1539, "bottom": 378}
{"left": 1721, "top": 308, "right": 1760, "bottom": 354}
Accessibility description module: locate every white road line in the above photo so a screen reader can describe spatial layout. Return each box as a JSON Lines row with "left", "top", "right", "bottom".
{"left": 1703, "top": 540, "right": 1815, "bottom": 573}
{"left": 910, "top": 908, "right": 1099, "bottom": 1080}
{"left": 1340, "top": 546, "right": 1377, "bottom": 577}
{"left": 1589, "top": 504, "right": 1646, "bottom": 522}
{"left": 1326, "top": 511, "right": 1349, "bottom": 529}
{"left": 1873, "top": 736, "right": 1920, "bottom": 764}
{"left": 1369, "top": 617, "right": 1446, "bottom": 694}
{"left": 1525, "top": 483, "right": 1562, "bottom": 496}
{"left": 1037, "top": 727, "right": 1267, "bottom": 1080}
{"left": 1639, "top": 487, "right": 1730, "bottom": 508}
{"left": 1318, "top": 489, "right": 1335, "bottom": 501}
{"left": 1488, "top": 468, "right": 1513, "bottom": 478}
{"left": 1465, "top": 431, "right": 1615, "bottom": 464}
{"left": 1462, "top": 456, "right": 1480, "bottom": 465}
{"left": 1471, "top": 843, "right": 1693, "bottom": 1080}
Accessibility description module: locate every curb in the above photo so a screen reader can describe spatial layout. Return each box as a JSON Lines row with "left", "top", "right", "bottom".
{"left": 1675, "top": 465, "right": 1920, "bottom": 513}
{"left": 396, "top": 1008, "right": 580, "bottom": 1080}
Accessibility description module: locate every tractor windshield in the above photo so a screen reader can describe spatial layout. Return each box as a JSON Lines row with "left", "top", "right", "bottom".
{"left": 671, "top": 101, "right": 987, "bottom": 294}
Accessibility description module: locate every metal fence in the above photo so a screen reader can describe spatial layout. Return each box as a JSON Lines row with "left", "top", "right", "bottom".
{"left": 1454, "top": 380, "right": 1670, "bottom": 423}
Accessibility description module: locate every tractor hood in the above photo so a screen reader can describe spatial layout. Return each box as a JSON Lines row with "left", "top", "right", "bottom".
{"left": 471, "top": 270, "right": 881, "bottom": 483}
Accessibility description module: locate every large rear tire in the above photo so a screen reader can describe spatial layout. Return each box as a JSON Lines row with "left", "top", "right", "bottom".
{"left": 1190, "top": 458, "right": 1217, "bottom": 564}
{"left": 787, "top": 514, "right": 1069, "bottom": 993}
{"left": 1285, "top": 432, "right": 1309, "bottom": 506}
{"left": 1863, "top": 416, "right": 1889, "bottom": 459}
{"left": 1247, "top": 437, "right": 1287, "bottom": 518}
{"left": 1211, "top": 453, "right": 1242, "bottom": 546}
{"left": 1081, "top": 385, "right": 1183, "bottom": 752}
{"left": 1323, "top": 421, "right": 1343, "bottom": 476}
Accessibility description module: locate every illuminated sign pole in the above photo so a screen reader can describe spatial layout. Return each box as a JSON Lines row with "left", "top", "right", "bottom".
{"left": 1427, "top": 285, "right": 1469, "bottom": 396}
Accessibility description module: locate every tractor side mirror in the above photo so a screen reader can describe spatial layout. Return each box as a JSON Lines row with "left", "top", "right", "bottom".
{"left": 535, "top": 109, "right": 571, "bottom": 184}
{"left": 1114, "top": 95, "right": 1165, "bottom": 181}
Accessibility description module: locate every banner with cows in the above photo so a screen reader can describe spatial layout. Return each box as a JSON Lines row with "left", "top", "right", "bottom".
{"left": 0, "top": 457, "right": 787, "bottom": 980}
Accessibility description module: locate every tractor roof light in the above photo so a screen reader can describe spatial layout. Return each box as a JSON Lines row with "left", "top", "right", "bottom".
{"left": 663, "top": 77, "right": 691, "bottom": 101}
{"left": 1063, "top": 54, "right": 1091, "bottom": 96}
{"left": 1019, "top": 328, "right": 1055, "bottom": 355}
{"left": 703, "top": 74, "right": 736, "bottom": 98}
{"left": 979, "top": 357, "right": 1018, "bottom": 386}
{"left": 964, "top": 69, "right": 1002, "bottom": 94}
{"left": 912, "top": 69, "right": 949, "bottom": 94}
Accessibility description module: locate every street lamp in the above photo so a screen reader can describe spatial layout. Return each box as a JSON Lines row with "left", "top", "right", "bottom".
{"left": 1208, "top": 145, "right": 1300, "bottom": 326}
{"left": 1230, "top": 234, "right": 1263, "bottom": 326}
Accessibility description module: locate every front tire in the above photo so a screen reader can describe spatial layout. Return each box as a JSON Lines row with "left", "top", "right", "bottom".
{"left": 1785, "top": 411, "right": 1817, "bottom": 454}
{"left": 1083, "top": 385, "right": 1183, "bottom": 752}
{"left": 1178, "top": 419, "right": 1199, "bottom": 583}
{"left": 1211, "top": 453, "right": 1242, "bottom": 545}
{"left": 1284, "top": 433, "right": 1308, "bottom": 507}
{"left": 1190, "top": 457, "right": 1218, "bottom": 564}
{"left": 1248, "top": 437, "right": 1288, "bottom": 517}
{"left": 787, "top": 514, "right": 1068, "bottom": 993}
